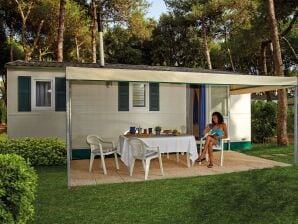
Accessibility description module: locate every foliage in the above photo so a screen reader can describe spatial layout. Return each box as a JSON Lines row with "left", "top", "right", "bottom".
{"left": 164, "top": 0, "right": 297, "bottom": 73}
{"left": 150, "top": 13, "right": 204, "bottom": 67}
{"left": 105, "top": 26, "right": 145, "bottom": 64}
{"left": 154, "top": 126, "right": 162, "bottom": 132}
{"left": 251, "top": 101, "right": 277, "bottom": 143}
{"left": 0, "top": 99, "right": 7, "bottom": 124}
{"left": 0, "top": 154, "right": 37, "bottom": 224}
{"left": 0, "top": 137, "right": 66, "bottom": 166}
{"left": 0, "top": 133, "right": 8, "bottom": 141}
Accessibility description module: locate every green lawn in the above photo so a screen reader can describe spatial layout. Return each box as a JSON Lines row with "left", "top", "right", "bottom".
{"left": 31, "top": 145, "right": 298, "bottom": 224}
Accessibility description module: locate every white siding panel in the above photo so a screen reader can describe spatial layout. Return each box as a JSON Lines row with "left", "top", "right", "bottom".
{"left": 7, "top": 68, "right": 66, "bottom": 140}
{"left": 71, "top": 82, "right": 187, "bottom": 148}
{"left": 229, "top": 94, "right": 251, "bottom": 142}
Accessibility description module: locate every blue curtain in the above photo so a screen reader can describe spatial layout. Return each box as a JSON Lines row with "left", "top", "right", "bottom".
{"left": 193, "top": 90, "right": 199, "bottom": 124}
{"left": 199, "top": 85, "right": 206, "bottom": 138}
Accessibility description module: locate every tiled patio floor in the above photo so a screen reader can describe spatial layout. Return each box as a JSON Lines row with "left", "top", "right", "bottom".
{"left": 70, "top": 151, "right": 290, "bottom": 187}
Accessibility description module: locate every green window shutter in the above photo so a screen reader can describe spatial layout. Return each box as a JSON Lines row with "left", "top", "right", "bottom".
{"left": 18, "top": 76, "right": 31, "bottom": 112}
{"left": 118, "top": 82, "right": 129, "bottom": 111}
{"left": 149, "top": 83, "right": 159, "bottom": 111}
{"left": 55, "top": 77, "right": 66, "bottom": 111}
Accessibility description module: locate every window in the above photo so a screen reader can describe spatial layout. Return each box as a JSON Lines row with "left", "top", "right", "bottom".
{"left": 32, "top": 79, "right": 54, "bottom": 110}
{"left": 210, "top": 86, "right": 228, "bottom": 116}
{"left": 118, "top": 82, "right": 159, "bottom": 112}
{"left": 133, "top": 83, "right": 146, "bottom": 107}
{"left": 36, "top": 81, "right": 51, "bottom": 106}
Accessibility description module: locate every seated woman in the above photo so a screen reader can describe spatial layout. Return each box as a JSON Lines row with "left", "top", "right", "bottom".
{"left": 197, "top": 112, "right": 228, "bottom": 168}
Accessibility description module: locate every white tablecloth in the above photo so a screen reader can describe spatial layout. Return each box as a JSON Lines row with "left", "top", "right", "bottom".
{"left": 117, "top": 135, "right": 198, "bottom": 167}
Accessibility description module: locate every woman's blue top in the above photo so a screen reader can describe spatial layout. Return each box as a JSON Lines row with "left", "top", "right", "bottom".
{"left": 209, "top": 124, "right": 225, "bottom": 146}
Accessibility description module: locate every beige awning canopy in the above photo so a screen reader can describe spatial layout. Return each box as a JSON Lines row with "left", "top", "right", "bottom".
{"left": 66, "top": 67, "right": 297, "bottom": 95}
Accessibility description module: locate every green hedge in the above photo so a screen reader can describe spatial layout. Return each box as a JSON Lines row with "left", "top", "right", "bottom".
{"left": 0, "top": 137, "right": 66, "bottom": 166}
{"left": 0, "top": 154, "right": 37, "bottom": 224}
{"left": 251, "top": 101, "right": 277, "bottom": 143}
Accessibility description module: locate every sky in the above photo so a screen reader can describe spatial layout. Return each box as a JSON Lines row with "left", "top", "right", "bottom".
{"left": 147, "top": 0, "right": 168, "bottom": 20}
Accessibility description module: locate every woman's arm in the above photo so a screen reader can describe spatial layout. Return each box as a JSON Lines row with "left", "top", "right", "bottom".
{"left": 222, "top": 123, "right": 228, "bottom": 139}
{"left": 204, "top": 124, "right": 211, "bottom": 135}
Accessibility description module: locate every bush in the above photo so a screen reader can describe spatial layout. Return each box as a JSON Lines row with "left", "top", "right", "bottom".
{"left": 251, "top": 101, "right": 277, "bottom": 143}
{"left": 0, "top": 137, "right": 66, "bottom": 166}
{"left": 0, "top": 154, "right": 37, "bottom": 224}
{"left": 287, "top": 105, "right": 294, "bottom": 134}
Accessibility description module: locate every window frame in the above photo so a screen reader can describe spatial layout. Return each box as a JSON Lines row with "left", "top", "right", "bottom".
{"left": 132, "top": 83, "right": 146, "bottom": 108}
{"left": 31, "top": 78, "right": 55, "bottom": 111}
{"left": 129, "top": 82, "right": 149, "bottom": 112}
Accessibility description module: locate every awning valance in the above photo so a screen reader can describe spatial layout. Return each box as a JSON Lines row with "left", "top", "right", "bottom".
{"left": 66, "top": 67, "right": 297, "bottom": 94}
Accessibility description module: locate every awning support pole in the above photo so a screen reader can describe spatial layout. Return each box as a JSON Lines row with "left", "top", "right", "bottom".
{"left": 295, "top": 85, "right": 298, "bottom": 165}
{"left": 66, "top": 80, "right": 72, "bottom": 187}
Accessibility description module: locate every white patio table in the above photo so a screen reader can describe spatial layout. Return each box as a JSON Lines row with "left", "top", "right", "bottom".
{"left": 117, "top": 135, "right": 198, "bottom": 168}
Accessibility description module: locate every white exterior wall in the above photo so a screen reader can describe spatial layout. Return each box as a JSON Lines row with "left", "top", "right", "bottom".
{"left": 7, "top": 66, "right": 250, "bottom": 148}
{"left": 229, "top": 94, "right": 251, "bottom": 142}
{"left": 71, "top": 82, "right": 187, "bottom": 149}
{"left": 7, "top": 68, "right": 66, "bottom": 140}
{"left": 206, "top": 85, "right": 251, "bottom": 143}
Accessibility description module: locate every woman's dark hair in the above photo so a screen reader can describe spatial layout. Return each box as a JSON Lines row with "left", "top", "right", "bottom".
{"left": 212, "top": 112, "right": 224, "bottom": 125}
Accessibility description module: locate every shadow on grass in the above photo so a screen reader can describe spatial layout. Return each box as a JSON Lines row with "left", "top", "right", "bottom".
{"left": 189, "top": 167, "right": 298, "bottom": 224}
{"left": 32, "top": 162, "right": 298, "bottom": 223}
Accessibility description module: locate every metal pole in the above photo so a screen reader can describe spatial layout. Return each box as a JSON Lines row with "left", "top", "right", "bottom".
{"left": 97, "top": 10, "right": 104, "bottom": 67}
{"left": 66, "top": 80, "right": 71, "bottom": 187}
{"left": 294, "top": 85, "right": 298, "bottom": 164}
{"left": 99, "top": 32, "right": 104, "bottom": 66}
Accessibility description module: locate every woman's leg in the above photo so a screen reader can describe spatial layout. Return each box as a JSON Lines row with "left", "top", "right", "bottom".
{"left": 207, "top": 138, "right": 217, "bottom": 167}
{"left": 199, "top": 136, "right": 212, "bottom": 159}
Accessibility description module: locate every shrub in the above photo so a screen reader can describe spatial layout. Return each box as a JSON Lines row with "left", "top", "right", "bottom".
{"left": 287, "top": 105, "right": 294, "bottom": 134}
{"left": 251, "top": 101, "right": 277, "bottom": 143}
{"left": 0, "top": 154, "right": 37, "bottom": 224}
{"left": 0, "top": 137, "right": 66, "bottom": 166}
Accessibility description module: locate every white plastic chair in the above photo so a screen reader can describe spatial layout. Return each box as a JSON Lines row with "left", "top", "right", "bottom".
{"left": 86, "top": 135, "right": 119, "bottom": 174}
{"left": 198, "top": 137, "right": 230, "bottom": 166}
{"left": 128, "top": 138, "right": 164, "bottom": 180}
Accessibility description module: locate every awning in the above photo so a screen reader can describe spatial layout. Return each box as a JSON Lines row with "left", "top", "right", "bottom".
{"left": 66, "top": 67, "right": 297, "bottom": 94}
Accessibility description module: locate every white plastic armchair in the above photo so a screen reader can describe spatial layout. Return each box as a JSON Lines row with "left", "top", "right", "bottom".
{"left": 86, "top": 135, "right": 119, "bottom": 175}
{"left": 127, "top": 138, "right": 164, "bottom": 180}
{"left": 198, "top": 137, "right": 230, "bottom": 166}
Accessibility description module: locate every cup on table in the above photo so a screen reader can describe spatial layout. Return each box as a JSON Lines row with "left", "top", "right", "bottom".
{"left": 130, "top": 127, "right": 136, "bottom": 134}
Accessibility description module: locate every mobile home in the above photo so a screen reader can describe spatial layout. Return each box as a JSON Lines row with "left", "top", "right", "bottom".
{"left": 6, "top": 61, "right": 297, "bottom": 157}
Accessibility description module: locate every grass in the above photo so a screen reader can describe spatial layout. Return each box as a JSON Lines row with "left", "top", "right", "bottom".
{"left": 31, "top": 145, "right": 298, "bottom": 224}
{"left": 240, "top": 143, "right": 295, "bottom": 164}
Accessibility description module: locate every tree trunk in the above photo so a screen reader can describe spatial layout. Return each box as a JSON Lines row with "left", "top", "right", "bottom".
{"left": 21, "top": 22, "right": 30, "bottom": 61}
{"left": 260, "top": 42, "right": 268, "bottom": 76}
{"left": 224, "top": 25, "right": 235, "bottom": 71}
{"left": 282, "top": 37, "right": 298, "bottom": 62}
{"left": 202, "top": 22, "right": 212, "bottom": 70}
{"left": 260, "top": 42, "right": 272, "bottom": 101}
{"left": 75, "top": 36, "right": 80, "bottom": 61}
{"left": 266, "top": 0, "right": 288, "bottom": 146}
{"left": 91, "top": 0, "right": 97, "bottom": 63}
{"left": 24, "top": 19, "right": 44, "bottom": 61}
{"left": 227, "top": 48, "right": 235, "bottom": 72}
{"left": 39, "top": 49, "right": 42, "bottom": 61}
{"left": 57, "top": 0, "right": 66, "bottom": 62}
{"left": 9, "top": 23, "right": 14, "bottom": 62}
{"left": 15, "top": 0, "right": 44, "bottom": 61}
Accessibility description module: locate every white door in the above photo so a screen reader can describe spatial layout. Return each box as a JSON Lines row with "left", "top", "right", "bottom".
{"left": 207, "top": 85, "right": 230, "bottom": 128}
